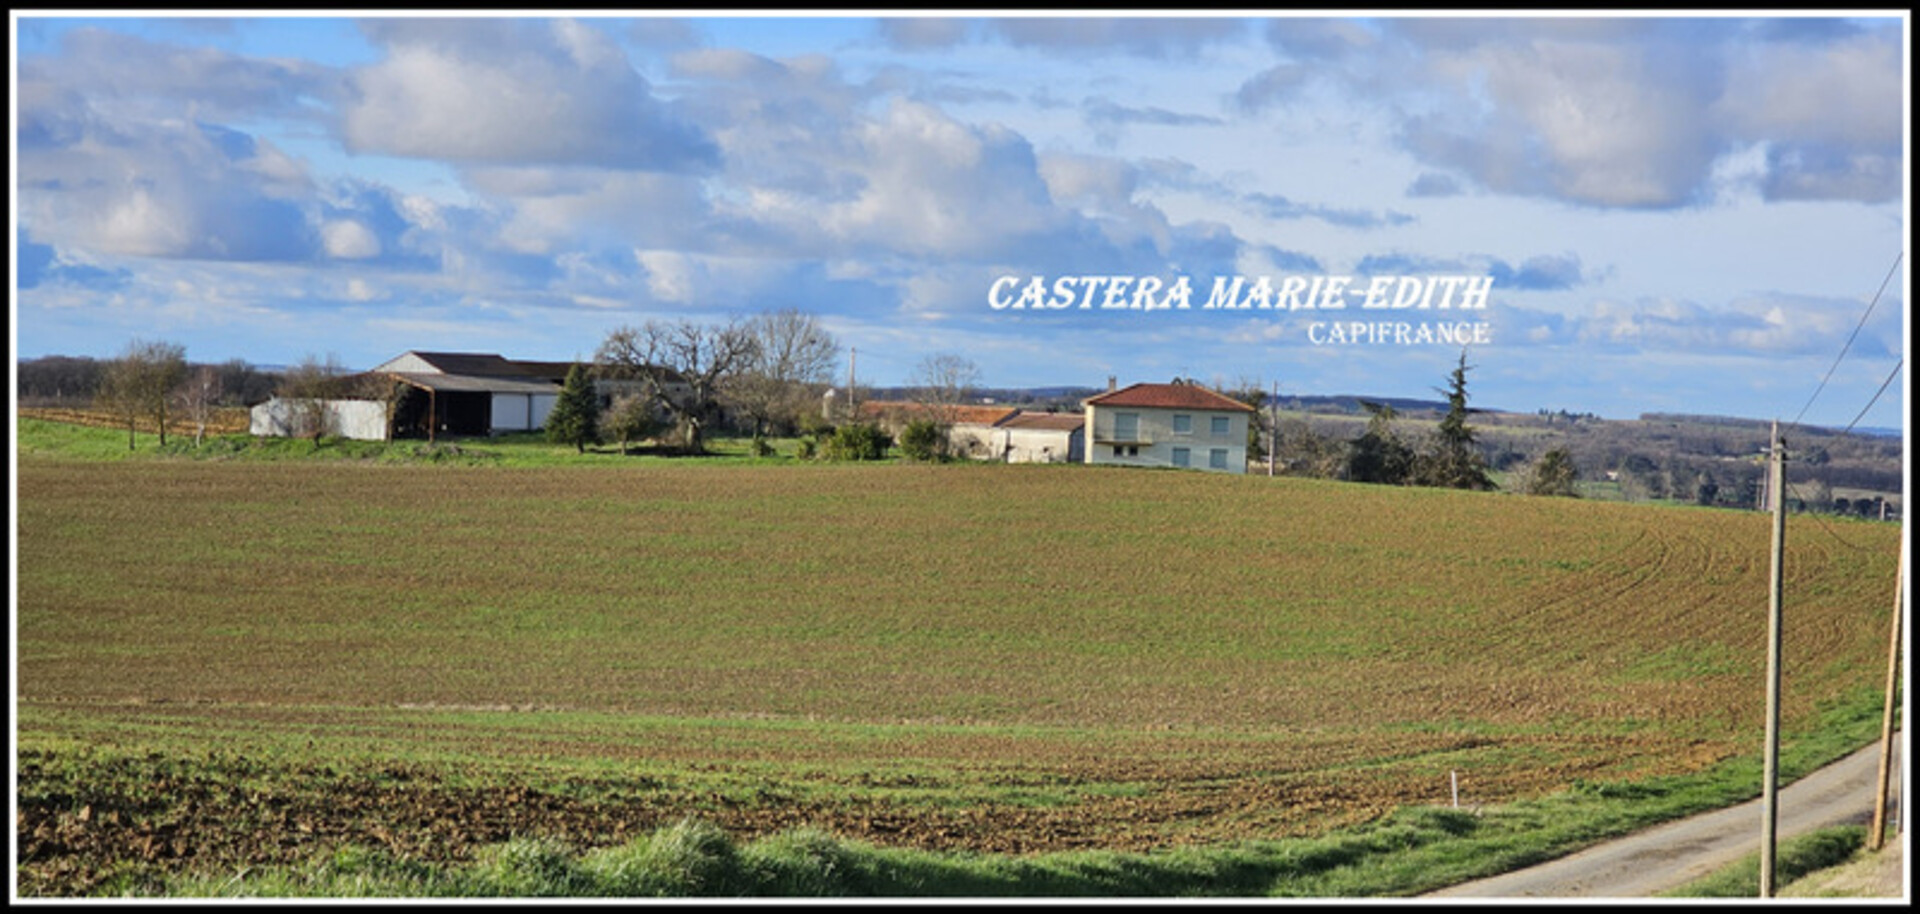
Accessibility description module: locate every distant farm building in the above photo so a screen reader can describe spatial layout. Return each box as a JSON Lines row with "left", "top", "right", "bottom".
{"left": 362, "top": 351, "right": 566, "bottom": 439}
{"left": 1083, "top": 380, "right": 1255, "bottom": 473}
{"left": 248, "top": 396, "right": 392, "bottom": 440}
{"left": 249, "top": 351, "right": 687, "bottom": 441}
{"left": 858, "top": 400, "right": 1086, "bottom": 464}
{"left": 988, "top": 410, "right": 1087, "bottom": 464}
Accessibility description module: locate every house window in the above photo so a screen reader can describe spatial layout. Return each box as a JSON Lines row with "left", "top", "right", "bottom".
{"left": 1209, "top": 448, "right": 1228, "bottom": 469}
{"left": 1113, "top": 412, "right": 1139, "bottom": 441}
{"left": 1211, "top": 415, "right": 1230, "bottom": 436}
{"left": 1172, "top": 447, "right": 1191, "bottom": 467}
{"left": 1173, "top": 414, "right": 1192, "bottom": 434}
{"left": 1112, "top": 444, "right": 1139, "bottom": 457}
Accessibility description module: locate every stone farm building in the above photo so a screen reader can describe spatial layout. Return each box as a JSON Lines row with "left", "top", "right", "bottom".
{"left": 1082, "top": 380, "right": 1255, "bottom": 473}
{"left": 858, "top": 401, "right": 1086, "bottom": 464}
{"left": 250, "top": 351, "right": 687, "bottom": 441}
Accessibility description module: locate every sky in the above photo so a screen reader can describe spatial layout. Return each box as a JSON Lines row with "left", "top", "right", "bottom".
{"left": 10, "top": 11, "right": 1910, "bottom": 427}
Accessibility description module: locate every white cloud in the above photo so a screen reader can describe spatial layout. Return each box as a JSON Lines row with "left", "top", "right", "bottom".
{"left": 823, "top": 99, "right": 1063, "bottom": 259}
{"left": 322, "top": 220, "right": 381, "bottom": 259}
{"left": 636, "top": 249, "right": 696, "bottom": 303}
{"left": 345, "top": 278, "right": 383, "bottom": 301}
{"left": 342, "top": 19, "right": 716, "bottom": 171}
{"left": 18, "top": 101, "right": 320, "bottom": 260}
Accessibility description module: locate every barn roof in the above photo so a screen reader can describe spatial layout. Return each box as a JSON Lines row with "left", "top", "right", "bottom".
{"left": 385, "top": 372, "right": 561, "bottom": 395}
{"left": 399, "top": 352, "right": 528, "bottom": 376}
{"left": 997, "top": 411, "right": 1085, "bottom": 431}
{"left": 373, "top": 351, "right": 685, "bottom": 385}
{"left": 859, "top": 401, "right": 1021, "bottom": 426}
{"left": 1082, "top": 382, "right": 1254, "bottom": 412}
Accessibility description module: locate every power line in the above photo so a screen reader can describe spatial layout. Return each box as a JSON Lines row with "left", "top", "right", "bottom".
{"left": 1837, "top": 358, "right": 1903, "bottom": 439}
{"left": 1782, "top": 480, "right": 1881, "bottom": 552}
{"left": 1792, "top": 253, "right": 1902, "bottom": 428}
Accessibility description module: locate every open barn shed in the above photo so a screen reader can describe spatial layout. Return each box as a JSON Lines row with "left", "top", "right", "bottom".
{"left": 371, "top": 351, "right": 567, "bottom": 440}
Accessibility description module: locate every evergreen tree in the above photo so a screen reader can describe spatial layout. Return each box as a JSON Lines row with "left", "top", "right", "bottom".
{"left": 1416, "top": 351, "right": 1494, "bottom": 490}
{"left": 546, "top": 363, "right": 600, "bottom": 454}
{"left": 1523, "top": 447, "right": 1580, "bottom": 497}
{"left": 1347, "top": 401, "right": 1416, "bottom": 485}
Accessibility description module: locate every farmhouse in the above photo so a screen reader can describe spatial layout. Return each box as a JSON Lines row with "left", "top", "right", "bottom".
{"left": 1082, "top": 380, "right": 1254, "bottom": 473}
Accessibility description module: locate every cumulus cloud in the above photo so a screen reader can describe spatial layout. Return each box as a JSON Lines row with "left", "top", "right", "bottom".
{"left": 16, "top": 25, "right": 338, "bottom": 124}
{"left": 321, "top": 220, "right": 381, "bottom": 259}
{"left": 1403, "top": 35, "right": 1722, "bottom": 208}
{"left": 822, "top": 99, "right": 1065, "bottom": 259}
{"left": 1238, "top": 17, "right": 1903, "bottom": 209}
{"left": 342, "top": 18, "right": 717, "bottom": 171}
{"left": 17, "top": 100, "right": 319, "bottom": 260}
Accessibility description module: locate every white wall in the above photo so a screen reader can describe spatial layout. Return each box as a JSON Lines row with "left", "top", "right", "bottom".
{"left": 250, "top": 398, "right": 390, "bottom": 441}
{"left": 489, "top": 392, "right": 561, "bottom": 432}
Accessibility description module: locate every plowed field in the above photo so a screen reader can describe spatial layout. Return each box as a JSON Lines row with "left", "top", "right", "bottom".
{"left": 14, "top": 457, "right": 1901, "bottom": 895}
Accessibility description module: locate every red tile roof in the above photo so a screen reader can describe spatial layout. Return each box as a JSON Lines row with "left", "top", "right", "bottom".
{"left": 1082, "top": 382, "right": 1254, "bottom": 412}
{"left": 858, "top": 401, "right": 1020, "bottom": 426}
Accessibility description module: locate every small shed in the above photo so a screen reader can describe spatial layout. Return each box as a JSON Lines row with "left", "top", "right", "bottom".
{"left": 249, "top": 397, "right": 391, "bottom": 441}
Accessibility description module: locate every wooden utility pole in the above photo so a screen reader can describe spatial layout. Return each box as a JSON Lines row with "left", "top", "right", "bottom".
{"left": 1760, "top": 420, "right": 1787, "bottom": 897}
{"left": 1268, "top": 380, "right": 1278, "bottom": 477}
{"left": 846, "top": 347, "right": 857, "bottom": 421}
{"left": 1870, "top": 547, "right": 1906, "bottom": 850}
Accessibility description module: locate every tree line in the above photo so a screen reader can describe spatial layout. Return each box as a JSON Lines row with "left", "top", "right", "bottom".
{"left": 1243, "top": 353, "right": 1580, "bottom": 497}
{"left": 22, "top": 341, "right": 285, "bottom": 450}
{"left": 545, "top": 310, "right": 987, "bottom": 460}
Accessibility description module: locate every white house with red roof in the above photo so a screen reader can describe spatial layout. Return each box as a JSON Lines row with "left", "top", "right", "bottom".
{"left": 1081, "top": 380, "right": 1255, "bottom": 473}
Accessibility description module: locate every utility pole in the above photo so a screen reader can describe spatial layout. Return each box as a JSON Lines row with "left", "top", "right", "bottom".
{"left": 1268, "top": 379, "right": 1278, "bottom": 477}
{"left": 1870, "top": 546, "right": 1905, "bottom": 850}
{"left": 1760, "top": 420, "right": 1787, "bottom": 897}
{"left": 846, "top": 347, "right": 856, "bottom": 421}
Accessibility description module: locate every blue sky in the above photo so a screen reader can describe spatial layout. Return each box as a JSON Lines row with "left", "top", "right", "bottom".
{"left": 11, "top": 12, "right": 1909, "bottom": 426}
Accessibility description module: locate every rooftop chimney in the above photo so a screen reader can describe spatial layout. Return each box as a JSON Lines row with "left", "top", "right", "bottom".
{"left": 1107, "top": 375, "right": 1117, "bottom": 392}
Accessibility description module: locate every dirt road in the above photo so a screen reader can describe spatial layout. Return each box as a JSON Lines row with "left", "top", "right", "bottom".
{"left": 1427, "top": 735, "right": 1905, "bottom": 898}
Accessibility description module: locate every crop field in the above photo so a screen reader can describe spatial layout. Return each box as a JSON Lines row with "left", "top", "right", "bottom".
{"left": 12, "top": 426, "right": 1903, "bottom": 896}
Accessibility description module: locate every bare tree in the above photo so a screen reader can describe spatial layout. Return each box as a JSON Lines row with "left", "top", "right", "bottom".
{"left": 729, "top": 309, "right": 839, "bottom": 438}
{"left": 95, "top": 338, "right": 187, "bottom": 449}
{"left": 595, "top": 318, "right": 758, "bottom": 455}
{"left": 96, "top": 353, "right": 145, "bottom": 452}
{"left": 175, "top": 364, "right": 222, "bottom": 447}
{"left": 908, "top": 353, "right": 981, "bottom": 456}
{"left": 278, "top": 353, "right": 346, "bottom": 442}
{"left": 353, "top": 371, "right": 410, "bottom": 442}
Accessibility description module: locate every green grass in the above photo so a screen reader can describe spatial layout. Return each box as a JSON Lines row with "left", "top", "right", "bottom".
{"left": 82, "top": 710, "right": 1897, "bottom": 899}
{"left": 1658, "top": 826, "right": 1869, "bottom": 898}
{"left": 13, "top": 417, "right": 838, "bottom": 468}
